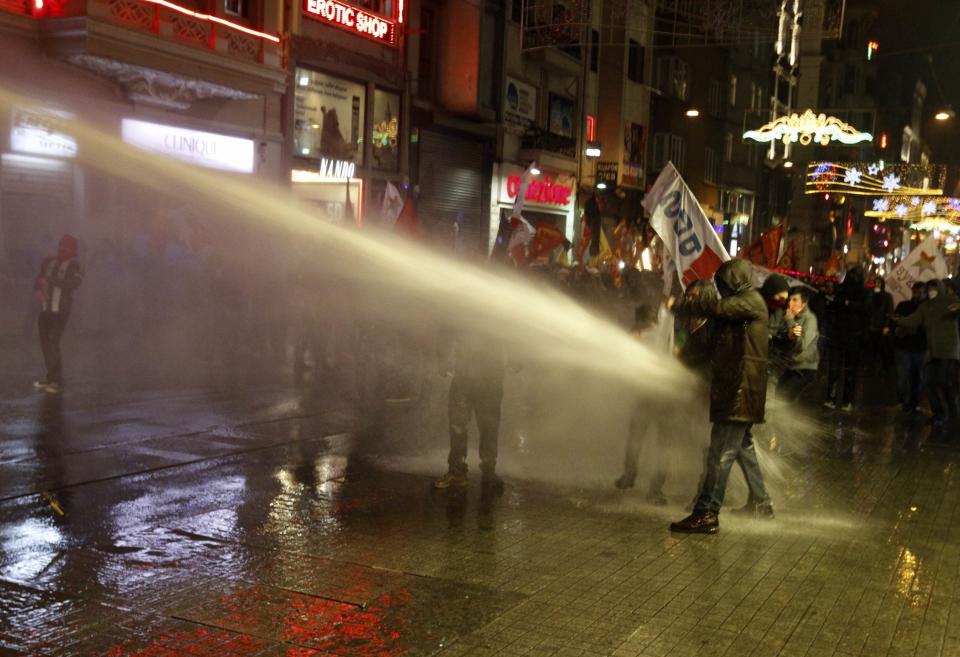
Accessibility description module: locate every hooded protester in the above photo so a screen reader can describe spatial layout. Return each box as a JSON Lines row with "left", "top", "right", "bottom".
{"left": 824, "top": 266, "right": 870, "bottom": 410}
{"left": 760, "top": 273, "right": 791, "bottom": 371}
{"left": 892, "top": 282, "right": 927, "bottom": 415}
{"left": 669, "top": 259, "right": 773, "bottom": 534}
{"left": 33, "top": 235, "right": 82, "bottom": 392}
{"left": 896, "top": 279, "right": 960, "bottom": 425}
{"left": 867, "top": 278, "right": 894, "bottom": 374}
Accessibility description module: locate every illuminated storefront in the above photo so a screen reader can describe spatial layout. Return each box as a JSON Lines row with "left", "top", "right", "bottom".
{"left": 490, "top": 163, "right": 577, "bottom": 258}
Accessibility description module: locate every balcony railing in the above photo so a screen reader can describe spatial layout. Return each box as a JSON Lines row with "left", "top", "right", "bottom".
{"left": 2, "top": 0, "right": 282, "bottom": 67}
{"left": 521, "top": 128, "right": 577, "bottom": 159}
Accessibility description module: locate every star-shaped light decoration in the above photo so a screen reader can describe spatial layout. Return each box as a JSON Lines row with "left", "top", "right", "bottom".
{"left": 949, "top": 198, "right": 960, "bottom": 212}
{"left": 895, "top": 203, "right": 908, "bottom": 218}
{"left": 812, "top": 163, "right": 832, "bottom": 180}
{"left": 911, "top": 196, "right": 921, "bottom": 206}
{"left": 872, "top": 198, "right": 890, "bottom": 213}
{"left": 843, "top": 167, "right": 862, "bottom": 185}
{"left": 882, "top": 173, "right": 901, "bottom": 193}
{"left": 867, "top": 163, "right": 880, "bottom": 176}
{"left": 922, "top": 200, "right": 938, "bottom": 216}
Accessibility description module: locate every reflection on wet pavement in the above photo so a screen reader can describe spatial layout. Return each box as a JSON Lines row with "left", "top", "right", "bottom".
{"left": 2, "top": 384, "right": 960, "bottom": 657}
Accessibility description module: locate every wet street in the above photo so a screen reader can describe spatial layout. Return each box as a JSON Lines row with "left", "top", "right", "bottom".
{"left": 2, "top": 377, "right": 960, "bottom": 657}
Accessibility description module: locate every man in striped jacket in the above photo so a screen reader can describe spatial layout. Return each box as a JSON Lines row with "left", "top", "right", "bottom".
{"left": 34, "top": 234, "right": 82, "bottom": 392}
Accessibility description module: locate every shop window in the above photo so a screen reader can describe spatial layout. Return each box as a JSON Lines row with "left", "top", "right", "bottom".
{"left": 224, "top": 0, "right": 247, "bottom": 17}
{"left": 294, "top": 68, "right": 366, "bottom": 166}
{"left": 373, "top": 89, "right": 400, "bottom": 170}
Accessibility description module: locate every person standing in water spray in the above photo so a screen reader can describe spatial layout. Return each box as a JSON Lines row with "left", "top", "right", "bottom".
{"left": 33, "top": 235, "right": 83, "bottom": 393}
{"left": 669, "top": 258, "right": 774, "bottom": 534}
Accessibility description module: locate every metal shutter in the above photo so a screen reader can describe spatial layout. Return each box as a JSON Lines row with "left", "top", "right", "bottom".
{"left": 417, "top": 130, "right": 486, "bottom": 252}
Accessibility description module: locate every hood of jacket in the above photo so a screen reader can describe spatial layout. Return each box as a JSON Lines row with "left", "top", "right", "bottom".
{"left": 716, "top": 258, "right": 754, "bottom": 295}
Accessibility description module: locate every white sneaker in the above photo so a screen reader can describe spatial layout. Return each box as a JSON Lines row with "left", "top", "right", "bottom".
{"left": 42, "top": 382, "right": 61, "bottom": 394}
{"left": 33, "top": 380, "right": 49, "bottom": 389}
{"left": 840, "top": 403, "right": 853, "bottom": 412}
{"left": 823, "top": 401, "right": 836, "bottom": 410}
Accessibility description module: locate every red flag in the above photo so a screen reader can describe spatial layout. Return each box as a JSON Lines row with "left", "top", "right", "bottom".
{"left": 394, "top": 198, "right": 419, "bottom": 236}
{"left": 681, "top": 247, "right": 725, "bottom": 287}
{"left": 741, "top": 225, "right": 783, "bottom": 268}
{"left": 507, "top": 216, "right": 533, "bottom": 265}
{"left": 527, "top": 223, "right": 572, "bottom": 263}
{"left": 824, "top": 251, "right": 842, "bottom": 278}
{"left": 776, "top": 240, "right": 798, "bottom": 271}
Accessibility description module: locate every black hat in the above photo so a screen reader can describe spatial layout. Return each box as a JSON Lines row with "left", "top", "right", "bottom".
{"left": 760, "top": 274, "right": 790, "bottom": 299}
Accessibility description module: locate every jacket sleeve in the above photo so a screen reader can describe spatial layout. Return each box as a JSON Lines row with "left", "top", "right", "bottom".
{"left": 897, "top": 306, "right": 925, "bottom": 334}
{"left": 59, "top": 261, "right": 83, "bottom": 291}
{"left": 797, "top": 313, "right": 819, "bottom": 356}
{"left": 35, "top": 257, "right": 51, "bottom": 290}
{"left": 701, "top": 293, "right": 765, "bottom": 322}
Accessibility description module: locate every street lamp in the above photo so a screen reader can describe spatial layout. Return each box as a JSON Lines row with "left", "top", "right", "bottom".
{"left": 935, "top": 108, "right": 955, "bottom": 121}
{"left": 783, "top": 160, "right": 794, "bottom": 169}
{"left": 685, "top": 109, "right": 700, "bottom": 118}
{"left": 596, "top": 182, "right": 608, "bottom": 190}
{"left": 585, "top": 143, "right": 602, "bottom": 158}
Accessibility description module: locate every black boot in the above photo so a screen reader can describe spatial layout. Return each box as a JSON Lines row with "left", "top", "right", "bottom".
{"left": 614, "top": 472, "right": 636, "bottom": 489}
{"left": 730, "top": 502, "right": 775, "bottom": 519}
{"left": 670, "top": 510, "right": 719, "bottom": 534}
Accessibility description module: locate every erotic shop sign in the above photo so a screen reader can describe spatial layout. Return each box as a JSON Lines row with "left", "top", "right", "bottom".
{"left": 303, "top": 0, "right": 396, "bottom": 44}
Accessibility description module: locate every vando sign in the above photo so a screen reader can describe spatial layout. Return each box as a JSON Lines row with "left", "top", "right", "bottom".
{"left": 121, "top": 118, "right": 255, "bottom": 173}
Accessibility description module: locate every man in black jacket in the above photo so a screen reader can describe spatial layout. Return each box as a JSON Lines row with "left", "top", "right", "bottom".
{"left": 824, "top": 267, "right": 870, "bottom": 411}
{"left": 670, "top": 259, "right": 773, "bottom": 534}
{"left": 893, "top": 282, "right": 926, "bottom": 415}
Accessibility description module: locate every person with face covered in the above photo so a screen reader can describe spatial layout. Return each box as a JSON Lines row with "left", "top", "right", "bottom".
{"left": 760, "top": 274, "right": 791, "bottom": 371}
{"left": 896, "top": 279, "right": 960, "bottom": 425}
{"left": 34, "top": 235, "right": 83, "bottom": 392}
{"left": 824, "top": 266, "right": 870, "bottom": 411}
{"left": 669, "top": 259, "right": 772, "bottom": 534}
{"left": 867, "top": 278, "right": 894, "bottom": 375}
{"left": 892, "top": 282, "right": 927, "bottom": 416}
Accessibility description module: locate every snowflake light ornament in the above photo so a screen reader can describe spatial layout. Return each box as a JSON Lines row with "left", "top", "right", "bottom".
{"left": 949, "top": 198, "right": 960, "bottom": 212}
{"left": 882, "top": 173, "right": 901, "bottom": 193}
{"left": 872, "top": 198, "right": 890, "bottom": 213}
{"left": 895, "top": 203, "right": 908, "bottom": 218}
{"left": 843, "top": 167, "right": 862, "bottom": 185}
{"left": 922, "top": 200, "right": 938, "bottom": 216}
{"left": 911, "top": 196, "right": 921, "bottom": 206}
{"left": 867, "top": 163, "right": 880, "bottom": 176}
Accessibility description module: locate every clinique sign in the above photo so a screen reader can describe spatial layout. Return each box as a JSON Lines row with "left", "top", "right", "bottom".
{"left": 303, "top": 0, "right": 396, "bottom": 44}
{"left": 505, "top": 175, "right": 573, "bottom": 207}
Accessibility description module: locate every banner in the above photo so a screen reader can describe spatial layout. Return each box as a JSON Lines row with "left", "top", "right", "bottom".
{"left": 741, "top": 225, "right": 783, "bottom": 268}
{"left": 381, "top": 181, "right": 404, "bottom": 224}
{"left": 776, "top": 240, "right": 798, "bottom": 271}
{"left": 642, "top": 162, "right": 730, "bottom": 288}
{"left": 885, "top": 234, "right": 949, "bottom": 305}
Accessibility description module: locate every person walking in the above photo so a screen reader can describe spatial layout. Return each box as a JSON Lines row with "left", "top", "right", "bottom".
{"left": 669, "top": 259, "right": 773, "bottom": 534}
{"left": 776, "top": 286, "right": 820, "bottom": 403}
{"left": 896, "top": 279, "right": 960, "bottom": 426}
{"left": 824, "top": 267, "right": 870, "bottom": 411}
{"left": 892, "top": 282, "right": 927, "bottom": 416}
{"left": 34, "top": 235, "right": 83, "bottom": 393}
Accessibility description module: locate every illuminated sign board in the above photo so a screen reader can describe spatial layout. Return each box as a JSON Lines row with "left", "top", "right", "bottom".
{"left": 498, "top": 165, "right": 575, "bottom": 209}
{"left": 319, "top": 157, "right": 356, "bottom": 179}
{"left": 121, "top": 118, "right": 254, "bottom": 173}
{"left": 303, "top": 0, "right": 397, "bottom": 45}
{"left": 11, "top": 107, "right": 77, "bottom": 158}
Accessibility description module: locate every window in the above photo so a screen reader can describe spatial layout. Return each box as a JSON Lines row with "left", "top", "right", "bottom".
{"left": 724, "top": 133, "right": 733, "bottom": 163}
{"left": 655, "top": 57, "right": 688, "bottom": 100}
{"left": 729, "top": 74, "right": 737, "bottom": 107}
{"left": 746, "top": 144, "right": 758, "bottom": 168}
{"left": 705, "top": 148, "right": 718, "bottom": 184}
{"left": 224, "top": 0, "right": 246, "bottom": 17}
{"left": 627, "top": 39, "right": 644, "bottom": 83}
{"left": 755, "top": 85, "right": 766, "bottom": 111}
{"left": 653, "top": 133, "right": 685, "bottom": 172}
{"left": 591, "top": 29, "right": 599, "bottom": 73}
{"left": 372, "top": 89, "right": 400, "bottom": 170}
{"left": 294, "top": 68, "right": 366, "bottom": 165}
{"left": 708, "top": 80, "right": 721, "bottom": 116}
{"left": 418, "top": 7, "right": 435, "bottom": 99}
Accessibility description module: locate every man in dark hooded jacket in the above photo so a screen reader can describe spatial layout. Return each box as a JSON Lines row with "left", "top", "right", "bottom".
{"left": 824, "top": 267, "right": 870, "bottom": 410}
{"left": 670, "top": 259, "right": 773, "bottom": 534}
{"left": 866, "top": 278, "right": 894, "bottom": 374}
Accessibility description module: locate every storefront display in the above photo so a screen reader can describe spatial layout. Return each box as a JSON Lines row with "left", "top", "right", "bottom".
{"left": 372, "top": 88, "right": 399, "bottom": 170}
{"left": 294, "top": 68, "right": 365, "bottom": 165}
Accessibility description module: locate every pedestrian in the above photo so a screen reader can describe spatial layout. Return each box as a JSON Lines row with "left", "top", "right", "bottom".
{"left": 669, "top": 258, "right": 773, "bottom": 534}
{"left": 776, "top": 286, "right": 820, "bottom": 403}
{"left": 33, "top": 234, "right": 83, "bottom": 393}
{"left": 615, "top": 303, "right": 672, "bottom": 504}
{"left": 824, "top": 266, "right": 870, "bottom": 411}
{"left": 896, "top": 279, "right": 960, "bottom": 426}
{"left": 867, "top": 278, "right": 894, "bottom": 374}
{"left": 892, "top": 282, "right": 927, "bottom": 416}
{"left": 433, "top": 329, "right": 508, "bottom": 493}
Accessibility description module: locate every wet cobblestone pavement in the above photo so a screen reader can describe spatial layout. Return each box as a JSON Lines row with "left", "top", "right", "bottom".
{"left": 2, "top": 381, "right": 960, "bottom": 657}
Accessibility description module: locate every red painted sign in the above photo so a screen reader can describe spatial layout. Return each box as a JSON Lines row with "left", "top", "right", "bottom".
{"left": 506, "top": 175, "right": 573, "bottom": 206}
{"left": 303, "top": 0, "right": 397, "bottom": 45}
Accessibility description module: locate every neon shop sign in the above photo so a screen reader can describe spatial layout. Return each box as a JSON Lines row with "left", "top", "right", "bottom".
{"left": 506, "top": 175, "right": 573, "bottom": 207}
{"left": 303, "top": 0, "right": 397, "bottom": 44}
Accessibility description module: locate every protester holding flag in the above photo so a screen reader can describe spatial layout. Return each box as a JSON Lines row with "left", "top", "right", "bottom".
{"left": 895, "top": 279, "right": 960, "bottom": 426}
{"left": 669, "top": 258, "right": 773, "bottom": 533}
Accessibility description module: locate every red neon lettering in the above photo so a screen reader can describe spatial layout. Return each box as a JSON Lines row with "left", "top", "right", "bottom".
{"left": 303, "top": 0, "right": 396, "bottom": 44}
{"left": 506, "top": 174, "right": 571, "bottom": 206}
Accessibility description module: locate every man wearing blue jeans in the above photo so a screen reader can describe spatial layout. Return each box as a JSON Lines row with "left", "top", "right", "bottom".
{"left": 670, "top": 259, "right": 773, "bottom": 534}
